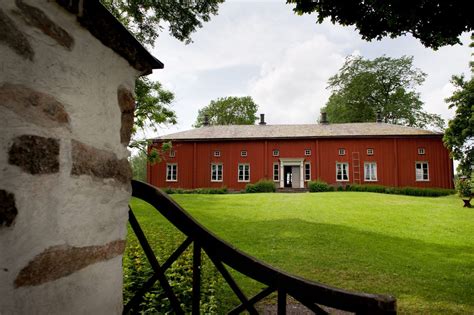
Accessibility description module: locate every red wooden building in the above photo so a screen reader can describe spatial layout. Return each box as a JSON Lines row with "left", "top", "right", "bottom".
{"left": 148, "top": 117, "right": 454, "bottom": 190}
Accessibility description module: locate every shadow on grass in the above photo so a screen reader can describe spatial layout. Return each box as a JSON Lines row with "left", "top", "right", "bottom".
{"left": 201, "top": 216, "right": 474, "bottom": 310}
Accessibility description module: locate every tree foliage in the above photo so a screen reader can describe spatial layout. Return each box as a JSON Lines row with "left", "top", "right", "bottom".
{"left": 102, "top": 0, "right": 224, "bottom": 46}
{"left": 128, "top": 77, "right": 177, "bottom": 155}
{"left": 443, "top": 73, "right": 474, "bottom": 176}
{"left": 322, "top": 55, "right": 444, "bottom": 130}
{"left": 194, "top": 96, "right": 259, "bottom": 127}
{"left": 288, "top": 0, "right": 473, "bottom": 50}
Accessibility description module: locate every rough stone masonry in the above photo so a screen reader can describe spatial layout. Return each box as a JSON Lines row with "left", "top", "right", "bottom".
{"left": 0, "top": 1, "right": 161, "bottom": 314}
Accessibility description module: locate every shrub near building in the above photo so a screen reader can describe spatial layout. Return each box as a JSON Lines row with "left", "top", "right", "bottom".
{"left": 245, "top": 179, "right": 276, "bottom": 193}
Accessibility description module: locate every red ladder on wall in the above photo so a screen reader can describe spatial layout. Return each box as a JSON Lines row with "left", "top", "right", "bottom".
{"left": 352, "top": 152, "right": 361, "bottom": 184}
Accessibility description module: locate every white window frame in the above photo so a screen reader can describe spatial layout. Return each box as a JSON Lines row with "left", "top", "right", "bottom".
{"left": 272, "top": 149, "right": 280, "bottom": 157}
{"left": 367, "top": 148, "right": 374, "bottom": 156}
{"left": 304, "top": 149, "right": 311, "bottom": 156}
{"left": 336, "top": 162, "right": 349, "bottom": 182}
{"left": 213, "top": 150, "right": 221, "bottom": 157}
{"left": 415, "top": 161, "right": 429, "bottom": 181}
{"left": 169, "top": 150, "right": 176, "bottom": 158}
{"left": 338, "top": 148, "right": 346, "bottom": 156}
{"left": 240, "top": 150, "right": 248, "bottom": 157}
{"left": 238, "top": 163, "right": 250, "bottom": 182}
{"left": 364, "top": 162, "right": 377, "bottom": 182}
{"left": 304, "top": 162, "right": 311, "bottom": 181}
{"left": 166, "top": 163, "right": 177, "bottom": 182}
{"left": 418, "top": 148, "right": 426, "bottom": 155}
{"left": 273, "top": 163, "right": 279, "bottom": 182}
{"left": 211, "top": 163, "right": 223, "bottom": 182}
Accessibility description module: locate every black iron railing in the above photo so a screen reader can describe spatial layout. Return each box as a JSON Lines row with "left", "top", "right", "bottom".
{"left": 124, "top": 180, "right": 397, "bottom": 314}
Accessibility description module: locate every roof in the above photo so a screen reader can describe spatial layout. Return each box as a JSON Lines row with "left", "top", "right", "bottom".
{"left": 155, "top": 123, "right": 442, "bottom": 141}
{"left": 57, "top": 0, "right": 163, "bottom": 75}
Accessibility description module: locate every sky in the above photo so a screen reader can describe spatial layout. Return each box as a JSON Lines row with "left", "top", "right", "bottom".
{"left": 146, "top": 0, "right": 472, "bottom": 139}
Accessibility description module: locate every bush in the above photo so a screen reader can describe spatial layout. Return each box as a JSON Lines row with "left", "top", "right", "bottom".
{"left": 345, "top": 184, "right": 454, "bottom": 197}
{"left": 456, "top": 177, "right": 473, "bottom": 198}
{"left": 123, "top": 244, "right": 220, "bottom": 314}
{"left": 245, "top": 179, "right": 276, "bottom": 193}
{"left": 308, "top": 179, "right": 332, "bottom": 192}
{"left": 163, "top": 187, "right": 227, "bottom": 194}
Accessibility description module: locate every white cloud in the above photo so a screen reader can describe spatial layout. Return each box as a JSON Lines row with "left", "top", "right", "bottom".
{"left": 249, "top": 35, "right": 346, "bottom": 124}
{"left": 143, "top": 1, "right": 471, "bottom": 138}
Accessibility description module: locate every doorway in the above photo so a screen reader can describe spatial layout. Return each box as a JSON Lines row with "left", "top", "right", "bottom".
{"left": 284, "top": 166, "right": 292, "bottom": 187}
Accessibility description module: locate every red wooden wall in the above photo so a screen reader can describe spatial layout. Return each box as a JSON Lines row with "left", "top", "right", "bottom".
{"left": 148, "top": 136, "right": 454, "bottom": 190}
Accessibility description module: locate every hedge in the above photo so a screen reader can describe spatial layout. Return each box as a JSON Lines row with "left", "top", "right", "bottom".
{"left": 163, "top": 187, "right": 228, "bottom": 194}
{"left": 344, "top": 184, "right": 454, "bottom": 197}
{"left": 245, "top": 179, "right": 276, "bottom": 193}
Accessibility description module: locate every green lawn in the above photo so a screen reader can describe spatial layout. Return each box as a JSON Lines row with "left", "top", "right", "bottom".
{"left": 128, "top": 192, "right": 474, "bottom": 314}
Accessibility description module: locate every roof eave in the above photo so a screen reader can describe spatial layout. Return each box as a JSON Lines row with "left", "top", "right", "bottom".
{"left": 56, "top": 0, "right": 163, "bottom": 75}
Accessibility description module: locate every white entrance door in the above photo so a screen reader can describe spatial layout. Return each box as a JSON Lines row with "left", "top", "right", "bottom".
{"left": 292, "top": 167, "right": 300, "bottom": 188}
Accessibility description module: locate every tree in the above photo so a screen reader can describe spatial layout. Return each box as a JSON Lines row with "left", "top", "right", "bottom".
{"left": 194, "top": 96, "right": 259, "bottom": 127}
{"left": 128, "top": 77, "right": 176, "bottom": 159}
{"left": 443, "top": 37, "right": 474, "bottom": 176}
{"left": 102, "top": 0, "right": 224, "bottom": 46}
{"left": 287, "top": 0, "right": 473, "bottom": 50}
{"left": 322, "top": 55, "right": 444, "bottom": 130}
{"left": 101, "top": 1, "right": 224, "bottom": 160}
{"left": 130, "top": 150, "right": 148, "bottom": 182}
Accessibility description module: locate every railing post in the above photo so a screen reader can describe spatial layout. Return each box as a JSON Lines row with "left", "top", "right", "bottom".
{"left": 278, "top": 288, "right": 286, "bottom": 315}
{"left": 192, "top": 241, "right": 201, "bottom": 315}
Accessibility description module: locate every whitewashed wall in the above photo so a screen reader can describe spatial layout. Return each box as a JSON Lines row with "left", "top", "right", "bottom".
{"left": 0, "top": 1, "right": 140, "bottom": 313}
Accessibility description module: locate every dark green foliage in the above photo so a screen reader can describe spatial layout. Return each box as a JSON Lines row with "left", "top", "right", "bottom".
{"left": 456, "top": 177, "right": 473, "bottom": 198}
{"left": 102, "top": 0, "right": 224, "bottom": 46}
{"left": 128, "top": 77, "right": 177, "bottom": 162}
{"left": 287, "top": 0, "right": 473, "bottom": 49}
{"left": 308, "top": 180, "right": 333, "bottom": 192}
{"left": 163, "top": 187, "right": 228, "bottom": 195}
{"left": 129, "top": 151, "right": 147, "bottom": 181}
{"left": 123, "top": 244, "right": 219, "bottom": 314}
{"left": 194, "top": 96, "right": 259, "bottom": 127}
{"left": 322, "top": 55, "right": 444, "bottom": 130}
{"left": 443, "top": 37, "right": 474, "bottom": 177}
{"left": 346, "top": 184, "right": 454, "bottom": 197}
{"left": 245, "top": 180, "right": 276, "bottom": 193}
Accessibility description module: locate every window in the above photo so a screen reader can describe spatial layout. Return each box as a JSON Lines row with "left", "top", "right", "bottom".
{"left": 238, "top": 164, "right": 250, "bottom": 182}
{"left": 304, "top": 149, "right": 311, "bottom": 156}
{"left": 273, "top": 163, "right": 279, "bottom": 182}
{"left": 304, "top": 162, "right": 311, "bottom": 181}
{"left": 418, "top": 148, "right": 425, "bottom": 155}
{"left": 367, "top": 148, "right": 374, "bottom": 156}
{"left": 169, "top": 150, "right": 176, "bottom": 158}
{"left": 336, "top": 162, "right": 349, "bottom": 181}
{"left": 272, "top": 149, "right": 279, "bottom": 157}
{"left": 211, "top": 164, "right": 223, "bottom": 182}
{"left": 338, "top": 148, "right": 346, "bottom": 156}
{"left": 364, "top": 162, "right": 377, "bottom": 181}
{"left": 213, "top": 150, "right": 221, "bottom": 157}
{"left": 415, "top": 162, "right": 429, "bottom": 181}
{"left": 240, "top": 150, "right": 247, "bottom": 157}
{"left": 166, "top": 164, "right": 177, "bottom": 182}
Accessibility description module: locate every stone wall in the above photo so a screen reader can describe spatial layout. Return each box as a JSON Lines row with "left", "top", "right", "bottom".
{"left": 0, "top": 1, "right": 140, "bottom": 313}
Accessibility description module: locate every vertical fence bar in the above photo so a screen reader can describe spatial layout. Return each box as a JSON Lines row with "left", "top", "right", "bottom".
{"left": 192, "top": 242, "right": 201, "bottom": 315}
{"left": 278, "top": 288, "right": 287, "bottom": 315}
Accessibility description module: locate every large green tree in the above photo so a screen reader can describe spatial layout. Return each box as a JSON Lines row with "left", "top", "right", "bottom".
{"left": 194, "top": 96, "right": 259, "bottom": 127}
{"left": 288, "top": 0, "right": 473, "bottom": 50}
{"left": 322, "top": 55, "right": 444, "bottom": 130}
{"left": 443, "top": 37, "right": 474, "bottom": 176}
{"left": 102, "top": 0, "right": 224, "bottom": 46}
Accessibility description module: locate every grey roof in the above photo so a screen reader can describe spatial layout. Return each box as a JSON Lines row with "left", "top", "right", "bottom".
{"left": 156, "top": 123, "right": 442, "bottom": 141}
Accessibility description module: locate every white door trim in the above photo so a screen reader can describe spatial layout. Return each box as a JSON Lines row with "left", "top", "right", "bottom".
{"left": 279, "top": 158, "right": 305, "bottom": 188}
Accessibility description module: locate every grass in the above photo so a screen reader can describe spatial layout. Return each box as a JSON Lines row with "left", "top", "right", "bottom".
{"left": 128, "top": 192, "right": 474, "bottom": 314}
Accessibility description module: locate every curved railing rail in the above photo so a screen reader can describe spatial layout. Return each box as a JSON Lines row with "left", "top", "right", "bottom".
{"left": 124, "top": 180, "right": 397, "bottom": 314}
